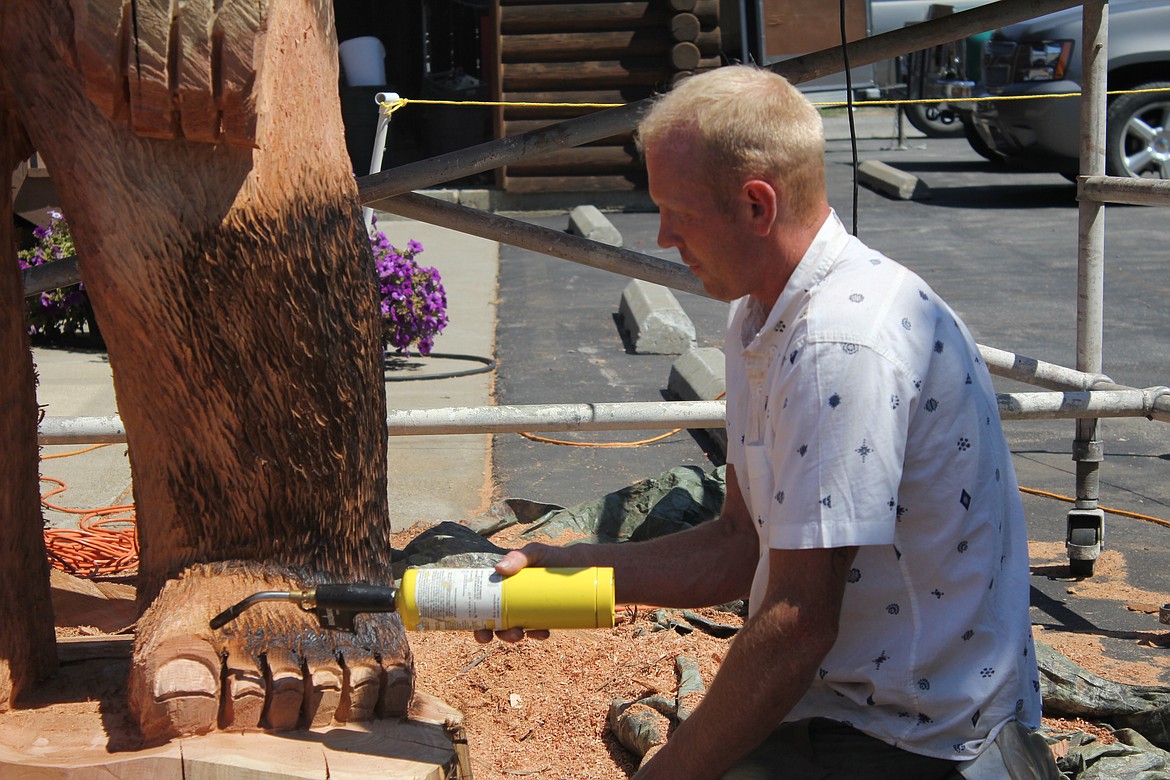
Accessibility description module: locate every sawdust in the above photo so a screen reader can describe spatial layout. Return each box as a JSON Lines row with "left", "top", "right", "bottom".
{"left": 408, "top": 609, "right": 732, "bottom": 779}
{"left": 390, "top": 519, "right": 734, "bottom": 779}
{"left": 20, "top": 528, "right": 1168, "bottom": 779}
{"left": 1029, "top": 541, "right": 1170, "bottom": 687}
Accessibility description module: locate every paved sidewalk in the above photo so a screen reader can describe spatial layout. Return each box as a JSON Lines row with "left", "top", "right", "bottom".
{"left": 34, "top": 215, "right": 499, "bottom": 534}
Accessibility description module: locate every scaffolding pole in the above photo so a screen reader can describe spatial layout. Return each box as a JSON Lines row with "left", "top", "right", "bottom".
{"left": 36, "top": 387, "right": 1170, "bottom": 445}
{"left": 1067, "top": 0, "right": 1110, "bottom": 576}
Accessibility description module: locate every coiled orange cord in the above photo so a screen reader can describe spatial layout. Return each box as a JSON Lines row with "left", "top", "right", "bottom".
{"left": 40, "top": 445, "right": 138, "bottom": 576}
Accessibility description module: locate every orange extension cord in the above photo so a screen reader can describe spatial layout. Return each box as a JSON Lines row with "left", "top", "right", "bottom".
{"left": 37, "top": 443, "right": 1170, "bottom": 578}
{"left": 41, "top": 444, "right": 138, "bottom": 576}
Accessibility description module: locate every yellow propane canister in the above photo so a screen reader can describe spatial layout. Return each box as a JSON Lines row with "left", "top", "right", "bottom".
{"left": 397, "top": 567, "right": 615, "bottom": 632}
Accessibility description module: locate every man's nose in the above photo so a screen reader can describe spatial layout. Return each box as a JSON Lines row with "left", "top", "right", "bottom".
{"left": 657, "top": 219, "right": 678, "bottom": 249}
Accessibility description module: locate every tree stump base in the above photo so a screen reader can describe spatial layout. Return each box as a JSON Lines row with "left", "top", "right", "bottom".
{"left": 0, "top": 637, "right": 469, "bottom": 779}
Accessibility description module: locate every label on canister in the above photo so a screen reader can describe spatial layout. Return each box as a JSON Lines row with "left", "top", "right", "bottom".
{"left": 407, "top": 568, "right": 504, "bottom": 631}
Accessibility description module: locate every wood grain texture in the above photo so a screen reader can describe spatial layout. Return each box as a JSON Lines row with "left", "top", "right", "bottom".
{"left": 125, "top": 0, "right": 175, "bottom": 138}
{"left": 174, "top": 0, "right": 219, "bottom": 142}
{"left": 0, "top": 88, "right": 58, "bottom": 712}
{"left": 69, "top": 0, "right": 133, "bottom": 122}
{"left": 0, "top": 689, "right": 462, "bottom": 778}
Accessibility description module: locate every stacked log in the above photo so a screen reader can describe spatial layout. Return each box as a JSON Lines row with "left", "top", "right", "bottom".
{"left": 491, "top": 0, "right": 722, "bottom": 193}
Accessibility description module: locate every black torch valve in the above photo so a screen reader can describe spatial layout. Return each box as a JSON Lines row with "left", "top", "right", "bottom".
{"left": 209, "top": 583, "right": 398, "bottom": 632}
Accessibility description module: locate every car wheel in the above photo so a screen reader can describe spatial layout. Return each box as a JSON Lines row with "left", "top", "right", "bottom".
{"left": 903, "top": 103, "right": 966, "bottom": 138}
{"left": 962, "top": 116, "right": 1005, "bottom": 163}
{"left": 1105, "top": 81, "right": 1170, "bottom": 179}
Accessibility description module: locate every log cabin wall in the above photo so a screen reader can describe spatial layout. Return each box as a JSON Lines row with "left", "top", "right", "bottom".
{"left": 492, "top": 0, "right": 723, "bottom": 193}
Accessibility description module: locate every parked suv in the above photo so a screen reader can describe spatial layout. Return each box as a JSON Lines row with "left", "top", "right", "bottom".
{"left": 965, "top": 0, "right": 1170, "bottom": 178}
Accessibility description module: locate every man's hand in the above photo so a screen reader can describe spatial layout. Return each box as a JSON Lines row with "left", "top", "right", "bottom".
{"left": 473, "top": 545, "right": 555, "bottom": 644}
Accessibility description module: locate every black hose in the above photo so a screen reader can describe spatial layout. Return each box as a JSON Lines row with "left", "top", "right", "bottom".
{"left": 383, "top": 351, "right": 497, "bottom": 382}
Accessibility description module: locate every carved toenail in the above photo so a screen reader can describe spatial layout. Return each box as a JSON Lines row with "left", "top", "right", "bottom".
{"left": 153, "top": 657, "right": 218, "bottom": 701}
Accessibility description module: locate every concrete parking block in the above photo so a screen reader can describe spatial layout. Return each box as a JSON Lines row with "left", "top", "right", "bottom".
{"left": 858, "top": 159, "right": 931, "bottom": 200}
{"left": 619, "top": 278, "right": 697, "bottom": 355}
{"left": 667, "top": 346, "right": 727, "bottom": 455}
{"left": 567, "top": 204, "right": 623, "bottom": 247}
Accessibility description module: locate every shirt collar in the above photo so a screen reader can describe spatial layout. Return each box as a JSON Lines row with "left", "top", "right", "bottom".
{"left": 739, "top": 210, "right": 850, "bottom": 349}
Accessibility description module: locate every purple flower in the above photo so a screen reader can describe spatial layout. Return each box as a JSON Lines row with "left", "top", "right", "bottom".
{"left": 369, "top": 226, "right": 448, "bottom": 356}
{"left": 19, "top": 210, "right": 90, "bottom": 341}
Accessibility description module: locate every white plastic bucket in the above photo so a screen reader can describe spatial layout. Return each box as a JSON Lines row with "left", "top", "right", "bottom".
{"left": 339, "top": 36, "right": 386, "bottom": 87}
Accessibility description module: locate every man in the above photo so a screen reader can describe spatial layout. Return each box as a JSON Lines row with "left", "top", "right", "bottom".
{"left": 481, "top": 65, "right": 1049, "bottom": 779}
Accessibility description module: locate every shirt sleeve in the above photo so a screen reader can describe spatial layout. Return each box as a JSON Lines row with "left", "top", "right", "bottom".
{"left": 757, "top": 337, "right": 917, "bottom": 549}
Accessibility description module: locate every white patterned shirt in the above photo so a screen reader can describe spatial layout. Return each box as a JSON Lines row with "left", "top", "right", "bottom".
{"left": 724, "top": 211, "right": 1041, "bottom": 761}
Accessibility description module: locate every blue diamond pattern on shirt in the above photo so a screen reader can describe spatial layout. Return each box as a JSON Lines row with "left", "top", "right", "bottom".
{"left": 960, "top": 490, "right": 971, "bottom": 510}
{"left": 849, "top": 293, "right": 864, "bottom": 303}
{"left": 775, "top": 490, "right": 785, "bottom": 505}
{"left": 919, "top": 290, "right": 929, "bottom": 300}
{"left": 789, "top": 349, "right": 799, "bottom": 364}
{"left": 934, "top": 340, "right": 944, "bottom": 354}
{"left": 798, "top": 444, "right": 808, "bottom": 456}
{"left": 821, "top": 495, "right": 832, "bottom": 508}
{"left": 856, "top": 439, "right": 872, "bottom": 462}
{"left": 828, "top": 393, "right": 841, "bottom": 408}
{"left": 923, "top": 398, "right": 938, "bottom": 412}
{"left": 902, "top": 318, "right": 912, "bottom": 330}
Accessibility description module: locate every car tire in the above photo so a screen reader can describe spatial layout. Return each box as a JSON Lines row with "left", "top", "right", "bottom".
{"left": 903, "top": 103, "right": 966, "bottom": 138}
{"left": 962, "top": 116, "right": 1006, "bottom": 163}
{"left": 1105, "top": 81, "right": 1170, "bottom": 179}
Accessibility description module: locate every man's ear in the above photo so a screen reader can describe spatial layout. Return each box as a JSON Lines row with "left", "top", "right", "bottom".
{"left": 741, "top": 179, "right": 778, "bottom": 235}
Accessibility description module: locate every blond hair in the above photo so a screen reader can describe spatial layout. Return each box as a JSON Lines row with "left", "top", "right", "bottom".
{"left": 637, "top": 66, "right": 826, "bottom": 222}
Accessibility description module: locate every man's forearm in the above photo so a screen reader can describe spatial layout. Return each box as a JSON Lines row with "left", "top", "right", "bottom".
{"left": 529, "top": 512, "right": 757, "bottom": 608}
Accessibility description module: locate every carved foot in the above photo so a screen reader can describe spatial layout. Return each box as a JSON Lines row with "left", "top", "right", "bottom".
{"left": 128, "top": 562, "right": 413, "bottom": 744}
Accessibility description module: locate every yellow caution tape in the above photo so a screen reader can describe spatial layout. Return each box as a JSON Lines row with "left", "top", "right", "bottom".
{"left": 378, "top": 85, "right": 1170, "bottom": 115}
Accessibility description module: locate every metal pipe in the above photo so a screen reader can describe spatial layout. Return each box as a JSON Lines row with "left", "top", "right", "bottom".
{"left": 386, "top": 401, "right": 728, "bottom": 435}
{"left": 996, "top": 389, "right": 1170, "bottom": 421}
{"left": 38, "top": 415, "right": 125, "bottom": 444}
{"left": 1074, "top": 0, "right": 1109, "bottom": 510}
{"left": 23, "top": 255, "right": 80, "bottom": 299}
{"left": 381, "top": 192, "right": 709, "bottom": 298}
{"left": 38, "top": 403, "right": 726, "bottom": 445}
{"left": 363, "top": 92, "right": 400, "bottom": 232}
{"left": 357, "top": 0, "right": 1083, "bottom": 204}
{"left": 1079, "top": 175, "right": 1170, "bottom": 206}
{"left": 979, "top": 344, "right": 1112, "bottom": 390}
{"left": 19, "top": 197, "right": 706, "bottom": 300}
{"left": 37, "top": 387, "right": 1170, "bottom": 445}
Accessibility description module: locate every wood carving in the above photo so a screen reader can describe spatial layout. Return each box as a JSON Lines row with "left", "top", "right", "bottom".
{"left": 0, "top": 0, "right": 413, "bottom": 745}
